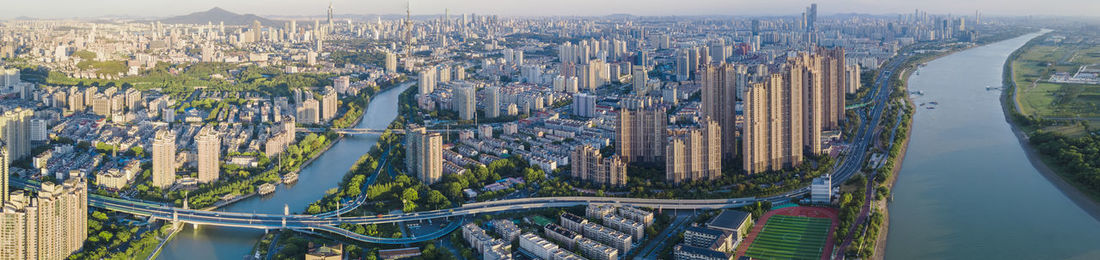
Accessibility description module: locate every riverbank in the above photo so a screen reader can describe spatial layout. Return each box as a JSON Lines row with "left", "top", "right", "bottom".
{"left": 868, "top": 39, "right": 1004, "bottom": 259}
{"left": 1000, "top": 32, "right": 1100, "bottom": 223}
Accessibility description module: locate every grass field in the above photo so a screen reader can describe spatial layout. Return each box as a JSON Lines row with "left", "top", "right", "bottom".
{"left": 744, "top": 215, "right": 831, "bottom": 260}
{"left": 1012, "top": 33, "right": 1100, "bottom": 133}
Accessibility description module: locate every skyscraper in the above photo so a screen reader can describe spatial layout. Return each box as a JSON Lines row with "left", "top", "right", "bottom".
{"left": 700, "top": 63, "right": 740, "bottom": 159}
{"left": 297, "top": 98, "right": 320, "bottom": 125}
{"left": 321, "top": 86, "right": 338, "bottom": 122}
{"left": 152, "top": 129, "right": 176, "bottom": 189}
{"left": 632, "top": 67, "right": 648, "bottom": 95}
{"left": 818, "top": 47, "right": 847, "bottom": 130}
{"left": 570, "top": 145, "right": 628, "bottom": 187}
{"left": 406, "top": 126, "right": 442, "bottom": 185}
{"left": 616, "top": 106, "right": 667, "bottom": 164}
{"left": 743, "top": 73, "right": 804, "bottom": 174}
{"left": 419, "top": 68, "right": 436, "bottom": 95}
{"left": 665, "top": 119, "right": 722, "bottom": 184}
{"left": 0, "top": 108, "right": 32, "bottom": 161}
{"left": 793, "top": 53, "right": 825, "bottom": 155}
{"left": 196, "top": 127, "right": 220, "bottom": 184}
{"left": 483, "top": 86, "right": 500, "bottom": 118}
{"left": 453, "top": 85, "right": 476, "bottom": 121}
{"left": 0, "top": 178, "right": 88, "bottom": 260}
{"left": 0, "top": 142, "right": 7, "bottom": 205}
{"left": 385, "top": 51, "right": 398, "bottom": 73}
{"left": 845, "top": 64, "right": 862, "bottom": 94}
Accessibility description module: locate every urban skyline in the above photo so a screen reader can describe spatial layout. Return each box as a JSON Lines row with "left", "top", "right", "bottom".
{"left": 0, "top": 0, "right": 1099, "bottom": 259}
{"left": 3, "top": 0, "right": 1100, "bottom": 19}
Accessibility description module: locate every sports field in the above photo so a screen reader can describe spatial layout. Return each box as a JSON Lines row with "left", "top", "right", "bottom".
{"left": 743, "top": 215, "right": 831, "bottom": 260}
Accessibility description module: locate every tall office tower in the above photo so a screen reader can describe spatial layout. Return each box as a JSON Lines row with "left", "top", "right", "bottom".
{"left": 321, "top": 87, "right": 338, "bottom": 122}
{"left": 0, "top": 178, "right": 88, "bottom": 260}
{"left": 405, "top": 126, "right": 442, "bottom": 185}
{"left": 570, "top": 145, "right": 628, "bottom": 186}
{"left": 632, "top": 67, "right": 648, "bottom": 95}
{"left": 806, "top": 3, "right": 817, "bottom": 32}
{"left": 334, "top": 76, "right": 350, "bottom": 94}
{"left": 453, "top": 85, "right": 476, "bottom": 120}
{"left": 419, "top": 67, "right": 436, "bottom": 95}
{"left": 845, "top": 64, "right": 862, "bottom": 94}
{"left": 297, "top": 98, "right": 320, "bottom": 125}
{"left": 616, "top": 106, "right": 667, "bottom": 164}
{"left": 634, "top": 50, "right": 647, "bottom": 67}
{"left": 665, "top": 119, "right": 722, "bottom": 184}
{"left": 385, "top": 51, "right": 398, "bottom": 73}
{"left": 743, "top": 74, "right": 804, "bottom": 174}
{"left": 483, "top": 86, "right": 501, "bottom": 118}
{"left": 818, "top": 47, "right": 847, "bottom": 130}
{"left": 700, "top": 63, "right": 740, "bottom": 159}
{"left": 195, "top": 127, "right": 220, "bottom": 184}
{"left": 327, "top": 1, "right": 334, "bottom": 31}
{"left": 0, "top": 108, "right": 32, "bottom": 161}
{"left": 152, "top": 129, "right": 176, "bottom": 189}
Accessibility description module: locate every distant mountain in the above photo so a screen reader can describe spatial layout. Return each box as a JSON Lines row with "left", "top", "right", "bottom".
{"left": 160, "top": 7, "right": 281, "bottom": 27}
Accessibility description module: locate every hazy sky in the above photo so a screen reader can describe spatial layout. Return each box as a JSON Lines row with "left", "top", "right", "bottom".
{"left": 2, "top": 0, "right": 1097, "bottom": 19}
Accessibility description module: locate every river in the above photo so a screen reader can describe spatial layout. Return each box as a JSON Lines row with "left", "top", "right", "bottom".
{"left": 157, "top": 82, "right": 412, "bottom": 260}
{"left": 884, "top": 32, "right": 1100, "bottom": 259}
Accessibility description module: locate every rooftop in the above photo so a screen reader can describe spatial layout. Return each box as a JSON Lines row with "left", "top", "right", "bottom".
{"left": 707, "top": 210, "right": 751, "bottom": 231}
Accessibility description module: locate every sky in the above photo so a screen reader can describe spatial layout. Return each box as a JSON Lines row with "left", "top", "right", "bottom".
{"left": 1, "top": 0, "right": 1097, "bottom": 19}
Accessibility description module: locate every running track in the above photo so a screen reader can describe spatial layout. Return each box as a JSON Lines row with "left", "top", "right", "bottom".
{"left": 733, "top": 206, "right": 840, "bottom": 260}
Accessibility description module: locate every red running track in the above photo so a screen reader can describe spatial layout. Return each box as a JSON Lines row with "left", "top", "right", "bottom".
{"left": 733, "top": 206, "right": 840, "bottom": 260}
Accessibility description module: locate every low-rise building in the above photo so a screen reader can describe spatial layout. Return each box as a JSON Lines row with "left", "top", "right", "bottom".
{"left": 519, "top": 233, "right": 558, "bottom": 260}
{"left": 706, "top": 210, "right": 753, "bottom": 239}
{"left": 544, "top": 223, "right": 583, "bottom": 250}
{"left": 617, "top": 206, "right": 654, "bottom": 226}
{"left": 673, "top": 244, "right": 731, "bottom": 260}
{"left": 603, "top": 213, "right": 646, "bottom": 239}
{"left": 577, "top": 237, "right": 619, "bottom": 260}
{"left": 683, "top": 226, "right": 736, "bottom": 252}
{"left": 491, "top": 219, "right": 521, "bottom": 243}
{"left": 561, "top": 212, "right": 588, "bottom": 233}
{"left": 586, "top": 204, "right": 616, "bottom": 219}
{"left": 582, "top": 222, "right": 633, "bottom": 253}
{"left": 550, "top": 248, "right": 587, "bottom": 260}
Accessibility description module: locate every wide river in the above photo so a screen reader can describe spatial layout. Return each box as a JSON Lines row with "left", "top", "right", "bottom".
{"left": 885, "top": 31, "right": 1100, "bottom": 258}
{"left": 158, "top": 82, "right": 412, "bottom": 260}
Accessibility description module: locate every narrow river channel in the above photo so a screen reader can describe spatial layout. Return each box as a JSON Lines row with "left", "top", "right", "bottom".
{"left": 158, "top": 82, "right": 412, "bottom": 260}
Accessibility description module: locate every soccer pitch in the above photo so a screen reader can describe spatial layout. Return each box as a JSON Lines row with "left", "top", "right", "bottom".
{"left": 744, "top": 215, "right": 832, "bottom": 260}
